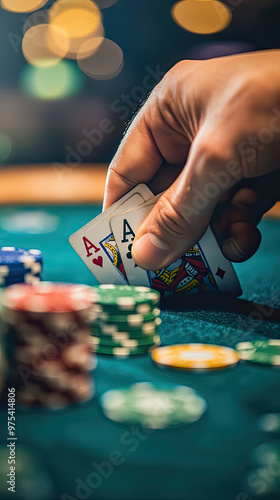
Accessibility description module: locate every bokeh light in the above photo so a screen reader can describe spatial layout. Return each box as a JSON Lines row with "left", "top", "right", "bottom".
{"left": 49, "top": 0, "right": 102, "bottom": 39}
{"left": 20, "top": 60, "right": 84, "bottom": 100}
{"left": 23, "top": 10, "right": 49, "bottom": 34}
{"left": 1, "top": 0, "right": 48, "bottom": 12}
{"left": 0, "top": 132, "right": 12, "bottom": 163}
{"left": 59, "top": 21, "right": 104, "bottom": 60}
{"left": 171, "top": 0, "right": 232, "bottom": 35}
{"left": 22, "top": 24, "right": 70, "bottom": 68}
{"left": 78, "top": 38, "right": 123, "bottom": 80}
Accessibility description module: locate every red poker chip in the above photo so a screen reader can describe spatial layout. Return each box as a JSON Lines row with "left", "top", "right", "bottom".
{"left": 1, "top": 282, "right": 96, "bottom": 313}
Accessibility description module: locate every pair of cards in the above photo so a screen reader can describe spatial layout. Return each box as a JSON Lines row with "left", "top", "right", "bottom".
{"left": 69, "top": 184, "right": 241, "bottom": 297}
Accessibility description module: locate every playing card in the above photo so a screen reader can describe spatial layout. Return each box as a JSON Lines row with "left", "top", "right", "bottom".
{"left": 110, "top": 196, "right": 242, "bottom": 297}
{"left": 69, "top": 184, "right": 154, "bottom": 284}
{"left": 109, "top": 195, "right": 161, "bottom": 286}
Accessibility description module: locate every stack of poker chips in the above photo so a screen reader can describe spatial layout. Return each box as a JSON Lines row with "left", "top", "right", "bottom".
{"left": 0, "top": 247, "right": 43, "bottom": 287}
{"left": 0, "top": 282, "right": 96, "bottom": 409}
{"left": 88, "top": 285, "right": 161, "bottom": 357}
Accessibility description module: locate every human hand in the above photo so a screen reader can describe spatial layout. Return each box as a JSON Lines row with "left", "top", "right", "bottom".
{"left": 103, "top": 50, "right": 280, "bottom": 270}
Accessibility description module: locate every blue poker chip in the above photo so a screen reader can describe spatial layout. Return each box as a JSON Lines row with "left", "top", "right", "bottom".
{"left": 0, "top": 273, "right": 42, "bottom": 287}
{"left": 0, "top": 247, "right": 43, "bottom": 275}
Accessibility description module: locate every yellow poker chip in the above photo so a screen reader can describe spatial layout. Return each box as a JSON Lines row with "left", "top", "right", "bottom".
{"left": 151, "top": 344, "right": 240, "bottom": 370}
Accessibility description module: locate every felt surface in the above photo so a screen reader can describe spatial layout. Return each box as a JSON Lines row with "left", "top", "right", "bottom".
{"left": 0, "top": 205, "right": 280, "bottom": 500}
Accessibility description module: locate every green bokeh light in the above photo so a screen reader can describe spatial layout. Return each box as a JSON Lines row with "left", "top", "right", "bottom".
{"left": 0, "top": 132, "right": 12, "bottom": 163}
{"left": 19, "top": 60, "right": 84, "bottom": 100}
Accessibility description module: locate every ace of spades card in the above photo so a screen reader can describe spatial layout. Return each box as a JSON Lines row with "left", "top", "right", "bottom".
{"left": 110, "top": 196, "right": 242, "bottom": 297}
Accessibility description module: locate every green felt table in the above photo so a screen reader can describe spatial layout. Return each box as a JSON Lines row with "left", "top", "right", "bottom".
{"left": 0, "top": 205, "right": 280, "bottom": 500}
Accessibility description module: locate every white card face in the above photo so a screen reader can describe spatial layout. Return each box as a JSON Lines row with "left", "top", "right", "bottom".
{"left": 69, "top": 184, "right": 154, "bottom": 284}
{"left": 110, "top": 204, "right": 152, "bottom": 286}
{"left": 109, "top": 193, "right": 163, "bottom": 286}
{"left": 110, "top": 198, "right": 242, "bottom": 297}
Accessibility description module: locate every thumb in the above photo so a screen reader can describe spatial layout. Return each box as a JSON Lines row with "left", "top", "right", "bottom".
{"left": 132, "top": 138, "right": 243, "bottom": 270}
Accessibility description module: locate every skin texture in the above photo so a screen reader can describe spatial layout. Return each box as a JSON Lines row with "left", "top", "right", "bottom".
{"left": 103, "top": 50, "right": 280, "bottom": 271}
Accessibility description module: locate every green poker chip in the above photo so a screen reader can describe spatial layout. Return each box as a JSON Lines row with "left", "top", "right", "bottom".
{"left": 90, "top": 342, "right": 159, "bottom": 357}
{"left": 90, "top": 302, "right": 155, "bottom": 316}
{"left": 89, "top": 309, "right": 161, "bottom": 326}
{"left": 100, "top": 382, "right": 207, "bottom": 429}
{"left": 91, "top": 285, "right": 160, "bottom": 312}
{"left": 90, "top": 334, "right": 160, "bottom": 348}
{"left": 90, "top": 321, "right": 161, "bottom": 337}
{"left": 235, "top": 339, "right": 280, "bottom": 366}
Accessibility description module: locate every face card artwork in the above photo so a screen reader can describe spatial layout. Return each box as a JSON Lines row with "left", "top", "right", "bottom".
{"left": 149, "top": 245, "right": 218, "bottom": 296}
{"left": 99, "top": 232, "right": 127, "bottom": 280}
{"left": 69, "top": 185, "right": 154, "bottom": 284}
{"left": 110, "top": 198, "right": 241, "bottom": 297}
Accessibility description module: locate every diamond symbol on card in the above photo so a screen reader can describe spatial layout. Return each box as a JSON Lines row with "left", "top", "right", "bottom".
{"left": 215, "top": 267, "right": 226, "bottom": 279}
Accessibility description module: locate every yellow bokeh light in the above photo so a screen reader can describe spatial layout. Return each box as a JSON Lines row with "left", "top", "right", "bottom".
{"left": 1, "top": 0, "right": 48, "bottom": 12}
{"left": 54, "top": 21, "right": 104, "bottom": 60}
{"left": 22, "top": 24, "right": 70, "bottom": 68}
{"left": 49, "top": 0, "right": 102, "bottom": 39}
{"left": 77, "top": 38, "right": 123, "bottom": 80}
{"left": 171, "top": 0, "right": 232, "bottom": 35}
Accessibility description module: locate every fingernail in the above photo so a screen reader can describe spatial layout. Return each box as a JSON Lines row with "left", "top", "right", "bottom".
{"left": 222, "top": 238, "right": 246, "bottom": 261}
{"left": 132, "top": 233, "right": 170, "bottom": 269}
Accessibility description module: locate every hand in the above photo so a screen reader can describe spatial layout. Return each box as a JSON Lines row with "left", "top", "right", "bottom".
{"left": 103, "top": 50, "right": 280, "bottom": 270}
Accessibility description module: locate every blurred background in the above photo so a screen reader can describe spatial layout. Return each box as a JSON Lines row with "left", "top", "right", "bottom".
{"left": 0, "top": 0, "right": 280, "bottom": 169}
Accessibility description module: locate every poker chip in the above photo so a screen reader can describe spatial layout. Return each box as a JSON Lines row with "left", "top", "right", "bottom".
{"left": 235, "top": 339, "right": 280, "bottom": 366}
{"left": 91, "top": 322, "right": 159, "bottom": 339}
{"left": 91, "top": 319, "right": 161, "bottom": 336}
{"left": 0, "top": 272, "right": 41, "bottom": 287}
{"left": 151, "top": 344, "right": 240, "bottom": 370}
{"left": 2, "top": 282, "right": 96, "bottom": 312}
{"left": 100, "top": 382, "right": 207, "bottom": 428}
{"left": 89, "top": 309, "right": 161, "bottom": 325}
{"left": 0, "top": 247, "right": 42, "bottom": 270}
{"left": 90, "top": 334, "right": 160, "bottom": 347}
{"left": 0, "top": 247, "right": 43, "bottom": 287}
{"left": 1, "top": 282, "right": 96, "bottom": 408}
{"left": 91, "top": 285, "right": 160, "bottom": 312}
{"left": 90, "top": 341, "right": 160, "bottom": 357}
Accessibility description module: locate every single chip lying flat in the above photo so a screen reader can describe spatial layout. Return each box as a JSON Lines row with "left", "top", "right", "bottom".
{"left": 100, "top": 382, "right": 207, "bottom": 428}
{"left": 151, "top": 344, "right": 239, "bottom": 370}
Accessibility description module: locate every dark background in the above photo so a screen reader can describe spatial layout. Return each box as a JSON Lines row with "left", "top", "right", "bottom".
{"left": 0, "top": 0, "right": 280, "bottom": 165}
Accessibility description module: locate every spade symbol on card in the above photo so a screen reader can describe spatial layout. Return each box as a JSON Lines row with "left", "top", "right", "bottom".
{"left": 126, "top": 243, "right": 133, "bottom": 260}
{"left": 126, "top": 243, "right": 138, "bottom": 268}
{"left": 92, "top": 256, "right": 103, "bottom": 268}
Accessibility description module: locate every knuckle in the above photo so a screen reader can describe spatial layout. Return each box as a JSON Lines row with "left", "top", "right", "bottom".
{"left": 151, "top": 59, "right": 198, "bottom": 100}
{"left": 107, "top": 165, "right": 138, "bottom": 189}
{"left": 195, "top": 139, "right": 234, "bottom": 177}
{"left": 171, "top": 59, "right": 198, "bottom": 76}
